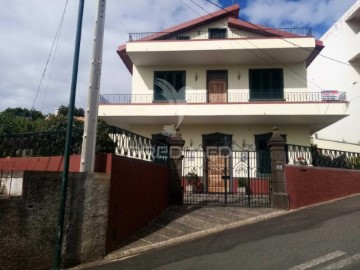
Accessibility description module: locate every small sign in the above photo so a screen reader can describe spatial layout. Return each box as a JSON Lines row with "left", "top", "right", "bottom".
{"left": 321, "top": 90, "right": 340, "bottom": 101}
{"left": 276, "top": 164, "right": 283, "bottom": 171}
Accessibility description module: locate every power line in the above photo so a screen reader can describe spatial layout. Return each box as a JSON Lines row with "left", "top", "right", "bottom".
{"left": 204, "top": 0, "right": 360, "bottom": 69}
{"left": 40, "top": 4, "right": 67, "bottom": 112}
{"left": 180, "top": 0, "right": 204, "bottom": 17}
{"left": 184, "top": 0, "right": 325, "bottom": 92}
{"left": 184, "top": 1, "right": 269, "bottom": 69}
{"left": 32, "top": 0, "right": 69, "bottom": 112}
{"left": 187, "top": 0, "right": 214, "bottom": 16}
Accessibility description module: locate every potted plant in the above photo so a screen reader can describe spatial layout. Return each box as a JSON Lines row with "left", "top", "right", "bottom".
{"left": 237, "top": 177, "right": 247, "bottom": 193}
{"left": 296, "top": 156, "right": 307, "bottom": 166}
{"left": 185, "top": 168, "right": 199, "bottom": 192}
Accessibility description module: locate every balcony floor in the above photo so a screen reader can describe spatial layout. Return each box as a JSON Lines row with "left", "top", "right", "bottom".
{"left": 126, "top": 38, "right": 315, "bottom": 66}
{"left": 98, "top": 102, "right": 349, "bottom": 134}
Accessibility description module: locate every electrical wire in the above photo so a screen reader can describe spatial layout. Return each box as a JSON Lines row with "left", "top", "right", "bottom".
{"left": 188, "top": 0, "right": 347, "bottom": 117}
{"left": 185, "top": 0, "right": 325, "bottom": 92}
{"left": 204, "top": 0, "right": 360, "bottom": 69}
{"left": 31, "top": 0, "right": 69, "bottom": 112}
{"left": 40, "top": 10, "right": 66, "bottom": 112}
{"left": 187, "top": 0, "right": 215, "bottom": 16}
{"left": 180, "top": 0, "right": 205, "bottom": 17}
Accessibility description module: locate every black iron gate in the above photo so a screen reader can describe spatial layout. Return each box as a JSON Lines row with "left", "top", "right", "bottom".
{"left": 182, "top": 146, "right": 271, "bottom": 207}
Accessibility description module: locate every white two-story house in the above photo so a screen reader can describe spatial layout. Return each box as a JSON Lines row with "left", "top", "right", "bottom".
{"left": 98, "top": 4, "right": 349, "bottom": 194}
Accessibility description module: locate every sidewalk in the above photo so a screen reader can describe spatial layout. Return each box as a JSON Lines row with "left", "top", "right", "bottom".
{"left": 85, "top": 205, "right": 287, "bottom": 267}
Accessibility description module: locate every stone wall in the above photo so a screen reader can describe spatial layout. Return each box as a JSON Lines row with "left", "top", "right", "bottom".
{"left": 0, "top": 171, "right": 110, "bottom": 270}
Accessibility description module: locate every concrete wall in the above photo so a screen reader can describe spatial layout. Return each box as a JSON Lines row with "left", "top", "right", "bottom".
{"left": 0, "top": 153, "right": 171, "bottom": 268}
{"left": 0, "top": 171, "right": 110, "bottom": 270}
{"left": 106, "top": 155, "right": 170, "bottom": 252}
{"left": 286, "top": 165, "right": 360, "bottom": 209}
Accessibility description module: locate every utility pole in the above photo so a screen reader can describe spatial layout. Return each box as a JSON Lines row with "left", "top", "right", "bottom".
{"left": 80, "top": 0, "right": 107, "bottom": 172}
{"left": 53, "top": 0, "right": 85, "bottom": 269}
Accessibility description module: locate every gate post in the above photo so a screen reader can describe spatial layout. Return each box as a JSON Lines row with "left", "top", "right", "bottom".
{"left": 267, "top": 127, "right": 289, "bottom": 209}
{"left": 168, "top": 129, "right": 185, "bottom": 205}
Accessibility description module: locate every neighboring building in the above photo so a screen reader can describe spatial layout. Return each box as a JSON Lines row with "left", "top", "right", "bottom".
{"left": 98, "top": 4, "right": 349, "bottom": 192}
{"left": 308, "top": 0, "right": 360, "bottom": 143}
{"left": 311, "top": 134, "right": 360, "bottom": 153}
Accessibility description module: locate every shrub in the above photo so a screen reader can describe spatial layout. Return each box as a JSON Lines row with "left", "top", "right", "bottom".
{"left": 347, "top": 156, "right": 360, "bottom": 170}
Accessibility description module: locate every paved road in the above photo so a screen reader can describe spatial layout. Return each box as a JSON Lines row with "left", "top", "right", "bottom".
{"left": 85, "top": 195, "right": 360, "bottom": 270}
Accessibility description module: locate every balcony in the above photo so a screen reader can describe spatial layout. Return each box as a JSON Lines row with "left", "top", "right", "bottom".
{"left": 99, "top": 91, "right": 347, "bottom": 104}
{"left": 125, "top": 28, "right": 317, "bottom": 67}
{"left": 98, "top": 91, "right": 349, "bottom": 133}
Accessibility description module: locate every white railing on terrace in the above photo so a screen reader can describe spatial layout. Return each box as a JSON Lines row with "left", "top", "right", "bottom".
{"left": 129, "top": 28, "right": 313, "bottom": 41}
{"left": 287, "top": 144, "right": 360, "bottom": 169}
{"left": 99, "top": 91, "right": 347, "bottom": 104}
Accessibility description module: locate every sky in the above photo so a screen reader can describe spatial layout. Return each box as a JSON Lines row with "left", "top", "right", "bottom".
{"left": 0, "top": 0, "right": 358, "bottom": 140}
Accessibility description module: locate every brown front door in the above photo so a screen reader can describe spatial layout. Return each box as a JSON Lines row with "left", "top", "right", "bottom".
{"left": 207, "top": 70, "right": 227, "bottom": 103}
{"left": 207, "top": 148, "right": 230, "bottom": 193}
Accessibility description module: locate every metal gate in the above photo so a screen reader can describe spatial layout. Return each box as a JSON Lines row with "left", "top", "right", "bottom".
{"left": 182, "top": 146, "right": 271, "bottom": 207}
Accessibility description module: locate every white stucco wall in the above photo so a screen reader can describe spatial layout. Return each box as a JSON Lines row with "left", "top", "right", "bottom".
{"left": 129, "top": 13, "right": 313, "bottom": 99}
{"left": 131, "top": 63, "right": 308, "bottom": 99}
{"left": 129, "top": 124, "right": 311, "bottom": 148}
{"left": 179, "top": 17, "right": 229, "bottom": 39}
{"left": 171, "top": 17, "right": 262, "bottom": 39}
{"left": 307, "top": 0, "right": 360, "bottom": 143}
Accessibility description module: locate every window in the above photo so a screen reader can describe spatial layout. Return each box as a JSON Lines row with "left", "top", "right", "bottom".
{"left": 177, "top": 35, "right": 190, "bottom": 40}
{"left": 208, "top": 28, "right": 227, "bottom": 39}
{"left": 154, "top": 71, "right": 186, "bottom": 101}
{"left": 152, "top": 134, "right": 169, "bottom": 162}
{"left": 255, "top": 133, "right": 288, "bottom": 174}
{"left": 152, "top": 134, "right": 169, "bottom": 145}
{"left": 249, "top": 69, "right": 284, "bottom": 100}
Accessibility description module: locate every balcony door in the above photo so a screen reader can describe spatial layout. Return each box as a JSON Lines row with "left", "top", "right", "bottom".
{"left": 207, "top": 70, "right": 227, "bottom": 103}
{"left": 249, "top": 68, "right": 284, "bottom": 100}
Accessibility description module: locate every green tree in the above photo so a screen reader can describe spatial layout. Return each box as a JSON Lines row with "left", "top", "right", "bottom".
{"left": 0, "top": 106, "right": 85, "bottom": 135}
{"left": 2, "top": 107, "right": 44, "bottom": 120}
{"left": 0, "top": 106, "right": 117, "bottom": 156}
{"left": 58, "top": 105, "right": 85, "bottom": 117}
{"left": 96, "top": 119, "right": 117, "bottom": 153}
{"left": 0, "top": 111, "right": 32, "bottom": 135}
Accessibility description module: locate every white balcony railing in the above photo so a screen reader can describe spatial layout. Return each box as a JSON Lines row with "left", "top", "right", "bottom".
{"left": 99, "top": 91, "right": 347, "bottom": 104}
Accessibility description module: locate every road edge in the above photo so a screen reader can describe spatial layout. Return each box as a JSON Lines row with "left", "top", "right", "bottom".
{"left": 69, "top": 193, "right": 360, "bottom": 269}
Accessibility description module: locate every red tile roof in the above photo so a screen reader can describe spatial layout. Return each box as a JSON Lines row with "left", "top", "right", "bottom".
{"left": 117, "top": 4, "right": 240, "bottom": 73}
{"left": 117, "top": 3, "right": 322, "bottom": 72}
